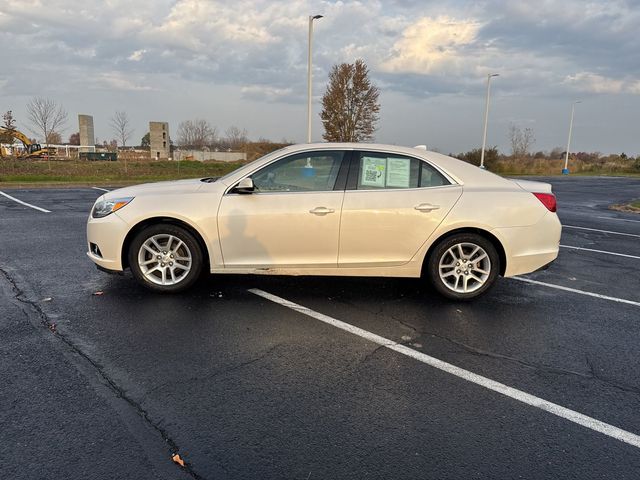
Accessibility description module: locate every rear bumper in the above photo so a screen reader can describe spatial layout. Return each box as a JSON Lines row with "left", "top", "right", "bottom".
{"left": 533, "top": 259, "right": 555, "bottom": 273}
{"left": 492, "top": 212, "right": 562, "bottom": 277}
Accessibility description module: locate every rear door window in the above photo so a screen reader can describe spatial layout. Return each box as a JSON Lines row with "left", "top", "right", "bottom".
{"left": 353, "top": 151, "right": 449, "bottom": 190}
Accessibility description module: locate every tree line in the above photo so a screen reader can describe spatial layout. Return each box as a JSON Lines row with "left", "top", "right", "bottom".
{"left": 0, "top": 103, "right": 254, "bottom": 151}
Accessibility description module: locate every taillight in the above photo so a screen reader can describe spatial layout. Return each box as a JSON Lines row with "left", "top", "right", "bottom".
{"left": 533, "top": 192, "right": 557, "bottom": 212}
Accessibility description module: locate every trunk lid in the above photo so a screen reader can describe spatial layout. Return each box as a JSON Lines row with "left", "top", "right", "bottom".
{"left": 511, "top": 178, "right": 553, "bottom": 193}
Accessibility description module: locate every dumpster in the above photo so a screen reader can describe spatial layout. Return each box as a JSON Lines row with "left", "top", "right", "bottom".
{"left": 80, "top": 152, "right": 118, "bottom": 161}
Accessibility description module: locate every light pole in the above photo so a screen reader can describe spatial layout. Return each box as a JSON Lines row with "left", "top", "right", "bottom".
{"left": 480, "top": 73, "right": 499, "bottom": 169}
{"left": 307, "top": 14, "right": 323, "bottom": 143}
{"left": 562, "top": 100, "right": 581, "bottom": 175}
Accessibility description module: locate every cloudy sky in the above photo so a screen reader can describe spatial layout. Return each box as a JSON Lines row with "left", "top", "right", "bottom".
{"left": 1, "top": 0, "right": 639, "bottom": 154}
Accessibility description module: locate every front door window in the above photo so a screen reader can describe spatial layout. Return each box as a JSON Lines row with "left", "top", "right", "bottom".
{"left": 251, "top": 151, "right": 344, "bottom": 192}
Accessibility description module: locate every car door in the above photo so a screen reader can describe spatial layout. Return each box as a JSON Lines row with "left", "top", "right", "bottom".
{"left": 338, "top": 150, "right": 462, "bottom": 267}
{"left": 218, "top": 150, "right": 349, "bottom": 268}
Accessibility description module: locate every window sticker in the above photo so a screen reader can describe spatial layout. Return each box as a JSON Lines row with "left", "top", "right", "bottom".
{"left": 386, "top": 157, "right": 411, "bottom": 188}
{"left": 361, "top": 156, "right": 386, "bottom": 187}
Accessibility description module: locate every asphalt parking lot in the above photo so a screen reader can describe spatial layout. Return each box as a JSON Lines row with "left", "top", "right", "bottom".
{"left": 1, "top": 176, "right": 639, "bottom": 479}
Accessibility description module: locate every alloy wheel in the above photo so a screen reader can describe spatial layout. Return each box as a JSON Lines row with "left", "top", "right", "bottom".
{"left": 137, "top": 234, "right": 192, "bottom": 286}
{"left": 438, "top": 242, "right": 492, "bottom": 294}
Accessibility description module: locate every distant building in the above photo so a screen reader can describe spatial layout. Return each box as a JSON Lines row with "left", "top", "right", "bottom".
{"left": 78, "top": 115, "right": 95, "bottom": 153}
{"left": 149, "top": 122, "right": 170, "bottom": 159}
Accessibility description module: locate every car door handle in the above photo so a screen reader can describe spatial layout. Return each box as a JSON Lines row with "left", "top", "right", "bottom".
{"left": 309, "top": 207, "right": 335, "bottom": 215}
{"left": 414, "top": 203, "right": 440, "bottom": 212}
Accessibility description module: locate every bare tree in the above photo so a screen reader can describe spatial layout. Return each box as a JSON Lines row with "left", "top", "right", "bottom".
{"left": 110, "top": 111, "right": 134, "bottom": 148}
{"left": 321, "top": 59, "right": 380, "bottom": 142}
{"left": 27, "top": 97, "right": 67, "bottom": 145}
{"left": 177, "top": 119, "right": 217, "bottom": 148}
{"left": 508, "top": 123, "right": 535, "bottom": 157}
{"left": 223, "top": 126, "right": 248, "bottom": 150}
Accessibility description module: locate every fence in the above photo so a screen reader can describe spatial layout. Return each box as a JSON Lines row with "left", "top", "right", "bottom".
{"left": 172, "top": 150, "right": 247, "bottom": 162}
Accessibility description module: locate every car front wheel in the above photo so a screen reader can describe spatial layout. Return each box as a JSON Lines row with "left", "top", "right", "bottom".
{"left": 427, "top": 233, "right": 499, "bottom": 301}
{"left": 128, "top": 224, "right": 203, "bottom": 293}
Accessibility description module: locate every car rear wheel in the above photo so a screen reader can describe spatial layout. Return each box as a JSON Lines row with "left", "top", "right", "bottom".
{"left": 128, "top": 224, "right": 203, "bottom": 293}
{"left": 427, "top": 233, "right": 499, "bottom": 301}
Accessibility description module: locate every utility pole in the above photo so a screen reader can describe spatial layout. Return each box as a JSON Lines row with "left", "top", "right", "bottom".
{"left": 307, "top": 14, "right": 323, "bottom": 143}
{"left": 563, "top": 101, "right": 581, "bottom": 174}
{"left": 480, "top": 73, "right": 499, "bottom": 169}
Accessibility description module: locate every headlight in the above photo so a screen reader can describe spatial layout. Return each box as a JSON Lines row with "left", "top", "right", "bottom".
{"left": 92, "top": 197, "right": 134, "bottom": 218}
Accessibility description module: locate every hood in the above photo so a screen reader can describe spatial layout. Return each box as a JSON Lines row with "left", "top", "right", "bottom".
{"left": 105, "top": 178, "right": 207, "bottom": 198}
{"left": 511, "top": 179, "right": 552, "bottom": 193}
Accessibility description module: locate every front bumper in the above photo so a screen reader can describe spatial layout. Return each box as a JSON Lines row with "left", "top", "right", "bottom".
{"left": 86, "top": 212, "right": 130, "bottom": 272}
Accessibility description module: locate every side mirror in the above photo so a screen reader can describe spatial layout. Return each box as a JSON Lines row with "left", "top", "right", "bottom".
{"left": 234, "top": 177, "right": 255, "bottom": 194}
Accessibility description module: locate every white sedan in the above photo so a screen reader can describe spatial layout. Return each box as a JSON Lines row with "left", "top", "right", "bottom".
{"left": 87, "top": 143, "right": 561, "bottom": 300}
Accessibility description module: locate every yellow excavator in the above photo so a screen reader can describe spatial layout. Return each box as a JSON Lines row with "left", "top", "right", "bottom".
{"left": 0, "top": 127, "right": 57, "bottom": 158}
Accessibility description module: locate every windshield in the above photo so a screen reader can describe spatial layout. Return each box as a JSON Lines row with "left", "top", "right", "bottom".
{"left": 217, "top": 146, "right": 290, "bottom": 183}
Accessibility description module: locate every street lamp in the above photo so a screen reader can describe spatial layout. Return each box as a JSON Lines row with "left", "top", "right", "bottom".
{"left": 307, "top": 14, "right": 323, "bottom": 143}
{"left": 562, "top": 100, "right": 582, "bottom": 175}
{"left": 480, "top": 73, "right": 499, "bottom": 169}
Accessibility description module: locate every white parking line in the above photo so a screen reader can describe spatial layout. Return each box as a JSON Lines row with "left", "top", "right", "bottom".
{"left": 0, "top": 191, "right": 51, "bottom": 213}
{"left": 511, "top": 277, "right": 640, "bottom": 307}
{"left": 564, "top": 225, "right": 640, "bottom": 238}
{"left": 91, "top": 187, "right": 111, "bottom": 192}
{"left": 560, "top": 244, "right": 640, "bottom": 260}
{"left": 249, "top": 288, "right": 640, "bottom": 449}
{"left": 596, "top": 216, "right": 640, "bottom": 224}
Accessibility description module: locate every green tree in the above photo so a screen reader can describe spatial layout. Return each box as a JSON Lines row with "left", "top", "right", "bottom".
{"left": 456, "top": 147, "right": 499, "bottom": 167}
{"left": 320, "top": 59, "right": 380, "bottom": 142}
{"left": 141, "top": 132, "right": 150, "bottom": 148}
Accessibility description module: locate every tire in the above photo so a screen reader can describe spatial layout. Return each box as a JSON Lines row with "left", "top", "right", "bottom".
{"left": 427, "top": 233, "right": 500, "bottom": 301}
{"left": 128, "top": 224, "right": 204, "bottom": 293}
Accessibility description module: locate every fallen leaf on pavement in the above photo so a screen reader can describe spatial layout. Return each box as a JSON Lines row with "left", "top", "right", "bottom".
{"left": 172, "top": 454, "right": 185, "bottom": 467}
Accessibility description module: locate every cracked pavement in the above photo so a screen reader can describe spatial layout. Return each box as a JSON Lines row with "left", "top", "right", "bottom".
{"left": 1, "top": 177, "right": 640, "bottom": 479}
{"left": 0, "top": 264, "right": 192, "bottom": 480}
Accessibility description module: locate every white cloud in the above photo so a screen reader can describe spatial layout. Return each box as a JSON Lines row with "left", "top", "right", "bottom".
{"left": 90, "top": 72, "right": 155, "bottom": 91}
{"left": 381, "top": 16, "right": 481, "bottom": 75}
{"left": 628, "top": 81, "right": 640, "bottom": 95}
{"left": 128, "top": 49, "right": 146, "bottom": 61}
{"left": 241, "top": 85, "right": 295, "bottom": 102}
{"left": 141, "top": 0, "right": 297, "bottom": 51}
{"left": 563, "top": 72, "right": 637, "bottom": 94}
